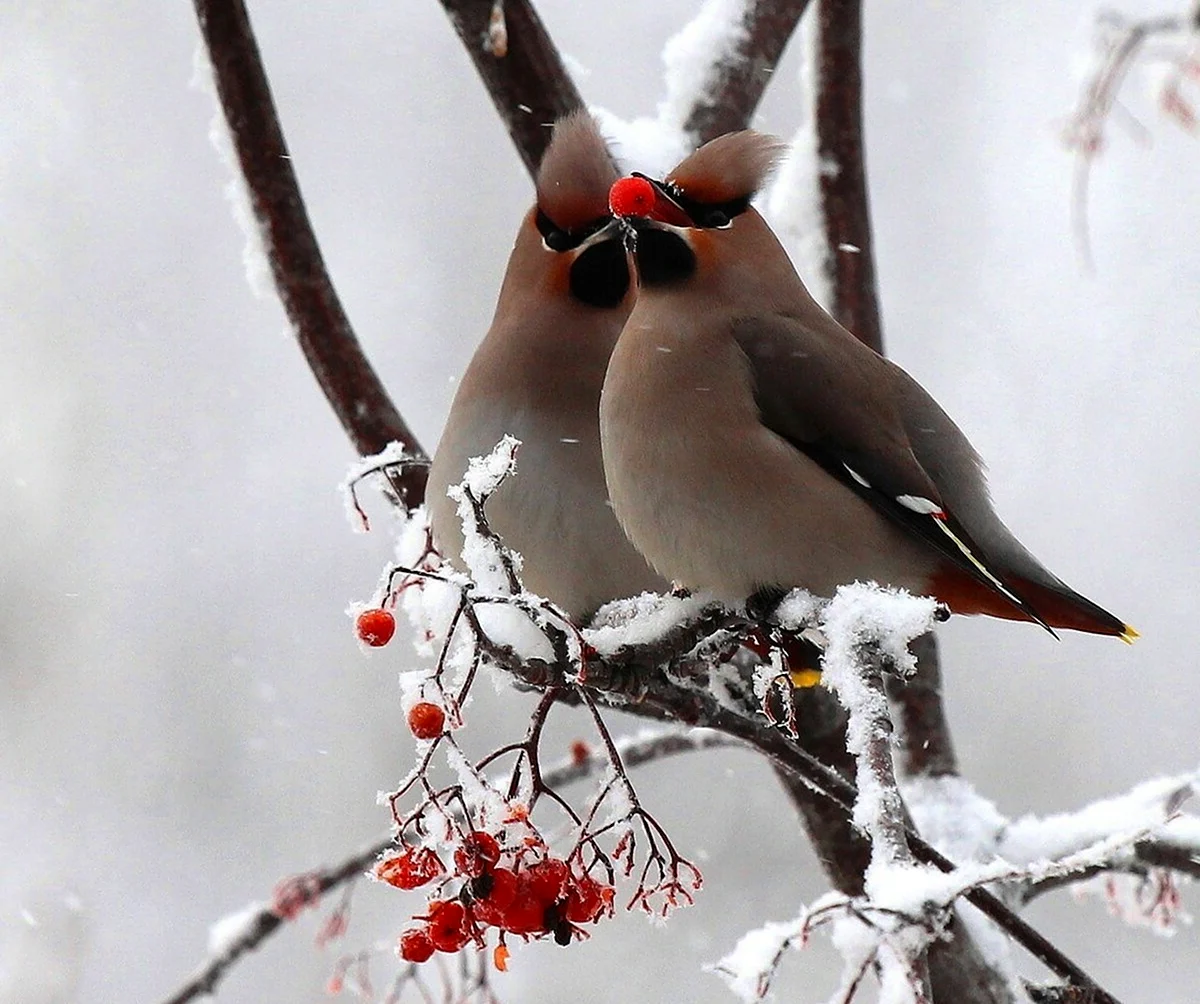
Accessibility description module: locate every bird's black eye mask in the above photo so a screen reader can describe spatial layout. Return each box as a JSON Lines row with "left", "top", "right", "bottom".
{"left": 535, "top": 209, "right": 612, "bottom": 252}
{"left": 533, "top": 209, "right": 630, "bottom": 307}
{"left": 630, "top": 172, "right": 753, "bottom": 230}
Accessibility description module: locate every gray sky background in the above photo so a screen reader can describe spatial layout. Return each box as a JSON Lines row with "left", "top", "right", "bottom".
{"left": 2, "top": 2, "right": 1198, "bottom": 1002}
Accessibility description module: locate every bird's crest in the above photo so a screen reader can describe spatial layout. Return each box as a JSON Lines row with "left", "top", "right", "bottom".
{"left": 536, "top": 111, "right": 620, "bottom": 232}
{"left": 666, "top": 131, "right": 788, "bottom": 205}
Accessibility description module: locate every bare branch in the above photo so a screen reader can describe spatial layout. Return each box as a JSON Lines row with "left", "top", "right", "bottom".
{"left": 886, "top": 632, "right": 959, "bottom": 779}
{"left": 814, "top": 0, "right": 882, "bottom": 354}
{"left": 437, "top": 0, "right": 586, "bottom": 178}
{"left": 682, "top": 0, "right": 815, "bottom": 145}
{"left": 193, "top": 0, "right": 429, "bottom": 507}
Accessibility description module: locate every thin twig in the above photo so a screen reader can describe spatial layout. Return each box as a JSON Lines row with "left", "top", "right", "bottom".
{"left": 1064, "top": 9, "right": 1197, "bottom": 270}
{"left": 158, "top": 727, "right": 736, "bottom": 1004}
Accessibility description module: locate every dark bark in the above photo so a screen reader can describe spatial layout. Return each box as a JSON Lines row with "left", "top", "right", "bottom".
{"left": 437, "top": 0, "right": 585, "bottom": 175}
{"left": 193, "top": 0, "right": 428, "bottom": 507}
{"left": 683, "top": 0, "right": 814, "bottom": 144}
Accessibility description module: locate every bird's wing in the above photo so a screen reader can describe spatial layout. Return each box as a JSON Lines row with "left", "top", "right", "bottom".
{"left": 731, "top": 311, "right": 1047, "bottom": 628}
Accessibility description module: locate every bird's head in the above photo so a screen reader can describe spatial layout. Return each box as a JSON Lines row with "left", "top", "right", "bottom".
{"left": 607, "top": 131, "right": 789, "bottom": 293}
{"left": 504, "top": 111, "right": 629, "bottom": 310}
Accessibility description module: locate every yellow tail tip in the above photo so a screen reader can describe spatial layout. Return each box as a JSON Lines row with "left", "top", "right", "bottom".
{"left": 1120, "top": 624, "right": 1140, "bottom": 644}
{"left": 789, "top": 669, "right": 823, "bottom": 689}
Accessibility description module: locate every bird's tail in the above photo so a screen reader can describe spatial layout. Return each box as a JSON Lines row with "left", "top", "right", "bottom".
{"left": 930, "top": 567, "right": 1136, "bottom": 641}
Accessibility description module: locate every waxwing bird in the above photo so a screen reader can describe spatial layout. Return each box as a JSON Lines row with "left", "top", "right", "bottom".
{"left": 599, "top": 132, "right": 1134, "bottom": 639}
{"left": 427, "top": 113, "right": 666, "bottom": 623}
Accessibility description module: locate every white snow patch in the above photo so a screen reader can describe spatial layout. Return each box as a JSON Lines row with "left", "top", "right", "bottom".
{"left": 902, "top": 775, "right": 1007, "bottom": 862}
{"left": 585, "top": 591, "right": 714, "bottom": 655}
{"left": 471, "top": 598, "right": 556, "bottom": 662}
{"left": 820, "top": 583, "right": 937, "bottom": 690}
{"left": 771, "top": 588, "right": 822, "bottom": 631}
{"left": 448, "top": 436, "right": 524, "bottom": 595}
{"left": 591, "top": 107, "right": 690, "bottom": 178}
{"left": 659, "top": 0, "right": 751, "bottom": 135}
{"left": 190, "top": 44, "right": 273, "bottom": 300}
{"left": 764, "top": 12, "right": 833, "bottom": 311}
{"left": 207, "top": 901, "right": 264, "bottom": 956}
{"left": 708, "top": 914, "right": 800, "bottom": 1002}
{"left": 1000, "top": 771, "right": 1199, "bottom": 864}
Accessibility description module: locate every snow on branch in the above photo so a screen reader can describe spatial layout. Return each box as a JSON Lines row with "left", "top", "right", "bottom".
{"left": 596, "top": 0, "right": 811, "bottom": 175}
{"left": 673, "top": 0, "right": 814, "bottom": 146}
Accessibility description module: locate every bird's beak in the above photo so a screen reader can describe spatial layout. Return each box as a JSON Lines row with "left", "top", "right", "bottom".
{"left": 578, "top": 216, "right": 624, "bottom": 250}
{"left": 609, "top": 174, "right": 693, "bottom": 230}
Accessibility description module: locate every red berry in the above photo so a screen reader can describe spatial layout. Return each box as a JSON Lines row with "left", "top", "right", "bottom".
{"left": 454, "top": 831, "right": 502, "bottom": 877}
{"left": 407, "top": 702, "right": 445, "bottom": 740}
{"left": 472, "top": 866, "right": 518, "bottom": 928}
{"left": 609, "top": 176, "right": 657, "bottom": 218}
{"left": 564, "top": 874, "right": 614, "bottom": 924}
{"left": 569, "top": 740, "right": 590, "bottom": 766}
{"left": 525, "top": 857, "right": 569, "bottom": 905}
{"left": 500, "top": 889, "right": 547, "bottom": 936}
{"left": 356, "top": 608, "right": 396, "bottom": 647}
{"left": 376, "top": 847, "right": 445, "bottom": 890}
{"left": 398, "top": 928, "right": 435, "bottom": 963}
{"left": 482, "top": 867, "right": 518, "bottom": 909}
{"left": 427, "top": 900, "right": 470, "bottom": 953}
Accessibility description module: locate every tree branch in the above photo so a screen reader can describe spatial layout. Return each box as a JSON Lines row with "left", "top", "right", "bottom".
{"left": 682, "top": 0, "right": 814, "bottom": 144}
{"left": 193, "top": 0, "right": 429, "bottom": 506}
{"left": 437, "top": 0, "right": 585, "bottom": 177}
{"left": 814, "top": 0, "right": 881, "bottom": 354}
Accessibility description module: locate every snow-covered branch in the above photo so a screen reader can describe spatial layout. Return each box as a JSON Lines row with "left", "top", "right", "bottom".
{"left": 818, "top": 586, "right": 940, "bottom": 1002}
{"left": 672, "top": 0, "right": 814, "bottom": 146}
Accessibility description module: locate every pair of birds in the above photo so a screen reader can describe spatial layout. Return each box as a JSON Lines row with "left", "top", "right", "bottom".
{"left": 427, "top": 112, "right": 1132, "bottom": 643}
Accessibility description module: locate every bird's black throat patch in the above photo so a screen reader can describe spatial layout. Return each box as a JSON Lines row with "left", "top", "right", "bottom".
{"left": 569, "top": 239, "right": 630, "bottom": 308}
{"left": 633, "top": 227, "right": 696, "bottom": 287}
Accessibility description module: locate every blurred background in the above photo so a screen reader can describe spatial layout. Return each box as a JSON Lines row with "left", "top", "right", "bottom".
{"left": 2, "top": 1, "right": 1197, "bottom": 1001}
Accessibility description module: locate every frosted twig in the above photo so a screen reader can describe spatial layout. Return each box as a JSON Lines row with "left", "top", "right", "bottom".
{"left": 820, "top": 585, "right": 938, "bottom": 1001}
{"left": 1064, "top": 4, "right": 1200, "bottom": 268}
{"left": 158, "top": 728, "right": 732, "bottom": 1004}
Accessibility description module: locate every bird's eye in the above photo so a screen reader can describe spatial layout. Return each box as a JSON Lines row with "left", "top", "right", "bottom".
{"left": 704, "top": 210, "right": 730, "bottom": 229}
{"left": 542, "top": 229, "right": 574, "bottom": 252}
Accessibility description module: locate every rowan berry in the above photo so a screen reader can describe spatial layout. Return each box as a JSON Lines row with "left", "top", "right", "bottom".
{"left": 355, "top": 608, "right": 395, "bottom": 647}
{"left": 375, "top": 847, "right": 445, "bottom": 890}
{"left": 454, "top": 830, "right": 502, "bottom": 877}
{"left": 427, "top": 900, "right": 471, "bottom": 953}
{"left": 407, "top": 702, "right": 446, "bottom": 740}
{"left": 525, "top": 857, "right": 569, "bottom": 905}
{"left": 398, "top": 928, "right": 435, "bottom": 963}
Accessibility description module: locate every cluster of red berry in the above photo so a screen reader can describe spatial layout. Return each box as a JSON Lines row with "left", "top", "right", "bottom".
{"left": 376, "top": 831, "right": 615, "bottom": 969}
